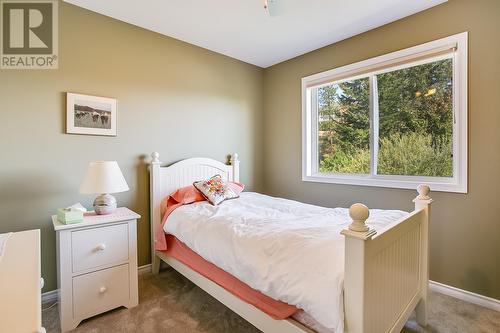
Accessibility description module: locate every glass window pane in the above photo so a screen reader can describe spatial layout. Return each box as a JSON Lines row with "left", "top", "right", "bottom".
{"left": 317, "top": 78, "right": 370, "bottom": 174}
{"left": 377, "top": 58, "right": 453, "bottom": 177}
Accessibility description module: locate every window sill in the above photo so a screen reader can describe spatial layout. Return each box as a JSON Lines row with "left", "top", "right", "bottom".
{"left": 302, "top": 173, "right": 467, "bottom": 193}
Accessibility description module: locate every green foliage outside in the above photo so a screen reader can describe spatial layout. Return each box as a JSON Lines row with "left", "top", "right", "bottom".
{"left": 320, "top": 149, "right": 370, "bottom": 174}
{"left": 378, "top": 133, "right": 452, "bottom": 176}
{"left": 318, "top": 58, "right": 453, "bottom": 177}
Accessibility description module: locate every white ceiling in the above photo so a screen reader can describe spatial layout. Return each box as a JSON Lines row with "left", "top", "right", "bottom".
{"left": 64, "top": 0, "right": 447, "bottom": 68}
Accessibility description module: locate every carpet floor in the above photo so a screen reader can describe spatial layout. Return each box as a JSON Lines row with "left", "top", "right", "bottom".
{"left": 42, "top": 268, "right": 500, "bottom": 332}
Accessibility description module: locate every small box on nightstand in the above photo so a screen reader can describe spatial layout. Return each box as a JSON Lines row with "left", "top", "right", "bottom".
{"left": 56, "top": 208, "right": 84, "bottom": 224}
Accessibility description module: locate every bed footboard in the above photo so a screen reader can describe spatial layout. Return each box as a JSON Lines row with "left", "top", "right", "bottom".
{"left": 341, "top": 185, "right": 432, "bottom": 333}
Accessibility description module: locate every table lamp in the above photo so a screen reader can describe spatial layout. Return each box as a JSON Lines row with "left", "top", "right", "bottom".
{"left": 79, "top": 161, "right": 129, "bottom": 215}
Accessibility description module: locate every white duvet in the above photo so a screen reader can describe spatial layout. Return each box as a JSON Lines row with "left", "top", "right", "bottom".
{"left": 164, "top": 192, "right": 408, "bottom": 332}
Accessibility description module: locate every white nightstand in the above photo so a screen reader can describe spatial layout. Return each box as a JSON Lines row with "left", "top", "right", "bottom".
{"left": 52, "top": 207, "right": 141, "bottom": 332}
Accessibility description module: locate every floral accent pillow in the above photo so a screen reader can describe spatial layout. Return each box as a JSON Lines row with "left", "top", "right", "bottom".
{"left": 193, "top": 175, "right": 239, "bottom": 206}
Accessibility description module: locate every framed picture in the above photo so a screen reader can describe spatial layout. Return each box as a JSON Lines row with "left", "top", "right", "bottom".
{"left": 66, "top": 93, "right": 117, "bottom": 136}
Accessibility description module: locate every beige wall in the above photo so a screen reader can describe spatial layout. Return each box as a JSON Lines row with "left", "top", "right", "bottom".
{"left": 0, "top": 2, "right": 264, "bottom": 292}
{"left": 1, "top": 0, "right": 499, "bottom": 301}
{"left": 263, "top": 0, "right": 500, "bottom": 300}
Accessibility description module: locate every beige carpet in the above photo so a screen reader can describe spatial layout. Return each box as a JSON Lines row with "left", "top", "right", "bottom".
{"left": 42, "top": 268, "right": 500, "bottom": 332}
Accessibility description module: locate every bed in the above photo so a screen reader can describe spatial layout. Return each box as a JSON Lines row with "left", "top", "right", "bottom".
{"left": 149, "top": 152, "right": 432, "bottom": 333}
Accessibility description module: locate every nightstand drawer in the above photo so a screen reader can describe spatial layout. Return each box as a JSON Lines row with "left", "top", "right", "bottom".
{"left": 73, "top": 264, "right": 130, "bottom": 319}
{"left": 72, "top": 223, "right": 129, "bottom": 272}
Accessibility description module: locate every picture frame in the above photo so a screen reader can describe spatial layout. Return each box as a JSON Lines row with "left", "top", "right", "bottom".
{"left": 66, "top": 93, "right": 117, "bottom": 136}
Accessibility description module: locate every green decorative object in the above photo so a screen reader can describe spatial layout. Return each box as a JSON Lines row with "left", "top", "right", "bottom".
{"left": 57, "top": 208, "right": 84, "bottom": 224}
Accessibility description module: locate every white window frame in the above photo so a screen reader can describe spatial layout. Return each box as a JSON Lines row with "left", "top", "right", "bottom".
{"left": 302, "top": 32, "right": 468, "bottom": 193}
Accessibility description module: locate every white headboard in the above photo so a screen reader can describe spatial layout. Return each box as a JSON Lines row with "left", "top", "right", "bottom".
{"left": 149, "top": 152, "right": 240, "bottom": 258}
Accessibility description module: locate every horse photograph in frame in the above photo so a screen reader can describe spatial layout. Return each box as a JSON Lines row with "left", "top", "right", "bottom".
{"left": 66, "top": 93, "right": 117, "bottom": 136}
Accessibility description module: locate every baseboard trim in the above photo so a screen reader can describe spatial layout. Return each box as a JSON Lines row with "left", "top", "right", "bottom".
{"left": 138, "top": 263, "right": 152, "bottom": 275}
{"left": 41, "top": 289, "right": 58, "bottom": 305}
{"left": 42, "top": 274, "right": 499, "bottom": 312}
{"left": 42, "top": 264, "right": 153, "bottom": 304}
{"left": 429, "top": 280, "right": 500, "bottom": 312}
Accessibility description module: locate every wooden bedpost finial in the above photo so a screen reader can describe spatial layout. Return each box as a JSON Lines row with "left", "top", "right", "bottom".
{"left": 416, "top": 184, "right": 431, "bottom": 200}
{"left": 414, "top": 184, "right": 433, "bottom": 211}
{"left": 230, "top": 153, "right": 240, "bottom": 182}
{"left": 230, "top": 153, "right": 239, "bottom": 165}
{"left": 348, "top": 203, "right": 370, "bottom": 232}
{"left": 151, "top": 152, "right": 160, "bottom": 164}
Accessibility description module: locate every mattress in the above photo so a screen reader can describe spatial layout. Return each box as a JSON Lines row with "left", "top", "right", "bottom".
{"left": 164, "top": 192, "right": 408, "bottom": 332}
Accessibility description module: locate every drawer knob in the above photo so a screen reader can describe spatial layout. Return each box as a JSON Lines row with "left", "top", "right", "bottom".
{"left": 99, "top": 286, "right": 107, "bottom": 294}
{"left": 96, "top": 243, "right": 106, "bottom": 251}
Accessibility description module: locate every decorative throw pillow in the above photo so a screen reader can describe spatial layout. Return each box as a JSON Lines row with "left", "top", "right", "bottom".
{"left": 193, "top": 175, "right": 239, "bottom": 206}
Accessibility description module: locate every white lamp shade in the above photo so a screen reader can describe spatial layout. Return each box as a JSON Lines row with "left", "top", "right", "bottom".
{"left": 79, "top": 161, "right": 129, "bottom": 194}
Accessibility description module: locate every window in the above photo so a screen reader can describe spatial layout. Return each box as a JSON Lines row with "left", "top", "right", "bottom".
{"left": 302, "top": 32, "right": 467, "bottom": 193}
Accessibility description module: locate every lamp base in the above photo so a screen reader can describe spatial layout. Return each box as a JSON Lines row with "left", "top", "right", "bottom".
{"left": 93, "top": 193, "right": 117, "bottom": 215}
